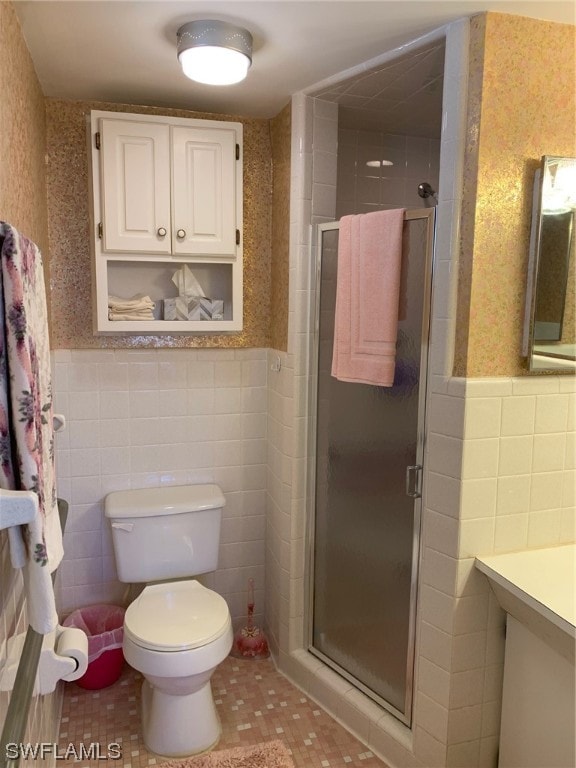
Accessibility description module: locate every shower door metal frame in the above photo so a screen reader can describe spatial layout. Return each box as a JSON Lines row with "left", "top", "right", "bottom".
{"left": 305, "top": 208, "right": 436, "bottom": 727}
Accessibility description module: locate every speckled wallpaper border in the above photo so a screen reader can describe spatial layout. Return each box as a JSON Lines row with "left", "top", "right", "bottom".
{"left": 455, "top": 12, "right": 576, "bottom": 377}
{"left": 270, "top": 102, "right": 291, "bottom": 352}
{"left": 46, "top": 99, "right": 273, "bottom": 349}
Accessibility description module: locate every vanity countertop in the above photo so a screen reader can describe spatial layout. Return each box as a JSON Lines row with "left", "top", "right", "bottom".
{"left": 475, "top": 543, "right": 575, "bottom": 660}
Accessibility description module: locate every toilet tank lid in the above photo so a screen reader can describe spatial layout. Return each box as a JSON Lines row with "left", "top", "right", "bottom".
{"left": 104, "top": 484, "right": 226, "bottom": 519}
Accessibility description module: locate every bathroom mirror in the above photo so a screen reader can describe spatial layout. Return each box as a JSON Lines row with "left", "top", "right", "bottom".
{"left": 523, "top": 156, "right": 576, "bottom": 373}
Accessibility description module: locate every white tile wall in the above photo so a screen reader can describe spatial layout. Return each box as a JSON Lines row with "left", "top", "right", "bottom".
{"left": 265, "top": 349, "right": 295, "bottom": 659}
{"left": 52, "top": 348, "right": 268, "bottom": 628}
{"left": 456, "top": 378, "right": 576, "bottom": 555}
{"left": 266, "top": 91, "right": 337, "bottom": 665}
{"left": 336, "top": 128, "right": 440, "bottom": 217}
{"left": 421, "top": 374, "right": 576, "bottom": 766}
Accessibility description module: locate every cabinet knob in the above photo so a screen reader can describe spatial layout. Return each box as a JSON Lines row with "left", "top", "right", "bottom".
{"left": 157, "top": 227, "right": 167, "bottom": 237}
{"left": 176, "top": 229, "right": 186, "bottom": 239}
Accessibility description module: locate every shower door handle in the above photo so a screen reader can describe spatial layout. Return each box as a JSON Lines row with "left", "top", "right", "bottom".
{"left": 405, "top": 465, "right": 422, "bottom": 498}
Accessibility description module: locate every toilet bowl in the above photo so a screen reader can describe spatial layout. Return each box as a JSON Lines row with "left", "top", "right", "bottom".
{"left": 123, "top": 580, "right": 233, "bottom": 757}
{"left": 104, "top": 484, "right": 232, "bottom": 757}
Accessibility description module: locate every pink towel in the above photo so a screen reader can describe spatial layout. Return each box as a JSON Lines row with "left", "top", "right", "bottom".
{"left": 331, "top": 209, "right": 405, "bottom": 386}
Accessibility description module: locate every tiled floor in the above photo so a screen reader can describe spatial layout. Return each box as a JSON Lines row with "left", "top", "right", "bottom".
{"left": 58, "top": 655, "right": 388, "bottom": 767}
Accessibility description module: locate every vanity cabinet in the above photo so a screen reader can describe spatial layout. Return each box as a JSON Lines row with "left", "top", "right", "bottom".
{"left": 476, "top": 546, "right": 575, "bottom": 768}
{"left": 89, "top": 110, "right": 243, "bottom": 334}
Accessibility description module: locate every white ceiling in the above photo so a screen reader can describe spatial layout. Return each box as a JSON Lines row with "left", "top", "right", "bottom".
{"left": 14, "top": 1, "right": 575, "bottom": 119}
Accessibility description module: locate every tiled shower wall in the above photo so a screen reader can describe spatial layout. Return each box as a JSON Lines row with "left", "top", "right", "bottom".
{"left": 277, "top": 39, "right": 471, "bottom": 763}
{"left": 52, "top": 348, "right": 269, "bottom": 628}
{"left": 336, "top": 128, "right": 440, "bottom": 216}
{"left": 265, "top": 94, "right": 339, "bottom": 671}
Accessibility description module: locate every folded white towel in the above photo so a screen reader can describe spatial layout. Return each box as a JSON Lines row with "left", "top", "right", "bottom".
{"left": 109, "top": 302, "right": 155, "bottom": 312}
{"left": 108, "top": 294, "right": 155, "bottom": 311}
{"left": 108, "top": 310, "right": 155, "bottom": 321}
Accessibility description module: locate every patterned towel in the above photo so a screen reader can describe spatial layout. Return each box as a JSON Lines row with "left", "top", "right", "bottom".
{"left": 0, "top": 222, "right": 63, "bottom": 634}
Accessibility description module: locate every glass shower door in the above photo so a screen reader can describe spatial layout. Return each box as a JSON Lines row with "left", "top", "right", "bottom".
{"left": 310, "top": 210, "right": 434, "bottom": 724}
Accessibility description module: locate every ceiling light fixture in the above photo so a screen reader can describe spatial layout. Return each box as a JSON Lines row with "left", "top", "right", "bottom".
{"left": 366, "top": 160, "right": 394, "bottom": 168}
{"left": 177, "top": 20, "right": 253, "bottom": 86}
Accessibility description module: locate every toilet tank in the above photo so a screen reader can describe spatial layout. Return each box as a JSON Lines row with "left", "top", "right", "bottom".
{"left": 104, "top": 484, "right": 226, "bottom": 583}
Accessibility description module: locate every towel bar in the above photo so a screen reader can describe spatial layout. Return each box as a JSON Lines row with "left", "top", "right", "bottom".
{"left": 0, "top": 489, "right": 38, "bottom": 531}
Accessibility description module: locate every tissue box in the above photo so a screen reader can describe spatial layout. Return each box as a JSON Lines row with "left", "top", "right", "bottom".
{"left": 200, "top": 299, "right": 224, "bottom": 321}
{"left": 163, "top": 297, "right": 199, "bottom": 321}
{"left": 163, "top": 297, "right": 223, "bottom": 321}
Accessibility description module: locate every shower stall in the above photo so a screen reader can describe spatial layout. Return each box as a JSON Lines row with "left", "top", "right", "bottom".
{"left": 307, "top": 209, "right": 435, "bottom": 724}
{"left": 273, "top": 21, "right": 472, "bottom": 764}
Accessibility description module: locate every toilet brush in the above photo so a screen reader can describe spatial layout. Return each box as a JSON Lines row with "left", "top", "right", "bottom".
{"left": 230, "top": 578, "right": 269, "bottom": 659}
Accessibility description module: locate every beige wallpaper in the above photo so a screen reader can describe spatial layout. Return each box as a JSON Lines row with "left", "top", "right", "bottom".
{"left": 46, "top": 99, "right": 273, "bottom": 348}
{"left": 0, "top": 1, "right": 49, "bottom": 256}
{"left": 455, "top": 12, "right": 576, "bottom": 377}
{"left": 0, "top": 0, "right": 61, "bottom": 747}
{"left": 270, "top": 102, "right": 291, "bottom": 352}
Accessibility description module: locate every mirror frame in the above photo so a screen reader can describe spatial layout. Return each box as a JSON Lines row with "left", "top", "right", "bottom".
{"left": 523, "top": 155, "right": 576, "bottom": 374}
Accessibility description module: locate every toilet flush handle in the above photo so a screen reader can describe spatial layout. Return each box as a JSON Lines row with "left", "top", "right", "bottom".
{"left": 111, "top": 522, "right": 134, "bottom": 532}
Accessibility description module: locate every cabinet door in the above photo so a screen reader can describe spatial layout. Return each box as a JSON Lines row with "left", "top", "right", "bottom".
{"left": 171, "top": 126, "right": 237, "bottom": 256}
{"left": 100, "top": 119, "right": 171, "bottom": 254}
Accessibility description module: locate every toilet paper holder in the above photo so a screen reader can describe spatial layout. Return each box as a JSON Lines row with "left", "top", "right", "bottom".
{"left": 0, "top": 624, "right": 88, "bottom": 695}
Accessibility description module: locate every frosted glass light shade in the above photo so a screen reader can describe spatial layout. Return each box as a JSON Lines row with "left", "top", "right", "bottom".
{"left": 177, "top": 20, "right": 252, "bottom": 86}
{"left": 179, "top": 46, "right": 250, "bottom": 85}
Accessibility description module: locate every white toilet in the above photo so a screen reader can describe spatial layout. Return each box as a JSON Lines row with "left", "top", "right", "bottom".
{"left": 104, "top": 484, "right": 233, "bottom": 757}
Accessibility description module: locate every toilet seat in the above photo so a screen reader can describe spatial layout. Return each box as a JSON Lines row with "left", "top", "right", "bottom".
{"left": 124, "top": 580, "right": 230, "bottom": 652}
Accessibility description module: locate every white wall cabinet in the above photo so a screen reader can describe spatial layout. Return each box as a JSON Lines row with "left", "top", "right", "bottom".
{"left": 89, "top": 110, "right": 243, "bottom": 334}
{"left": 100, "top": 119, "right": 172, "bottom": 255}
{"left": 171, "top": 126, "right": 237, "bottom": 257}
